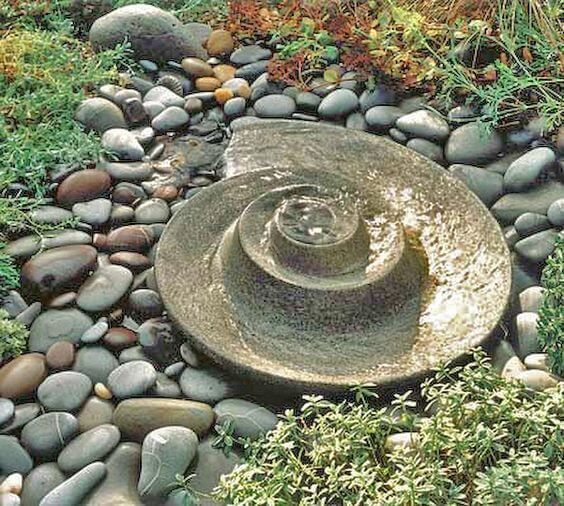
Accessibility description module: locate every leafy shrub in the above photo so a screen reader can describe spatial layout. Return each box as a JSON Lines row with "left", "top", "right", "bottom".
{"left": 538, "top": 236, "right": 564, "bottom": 376}
{"left": 216, "top": 350, "right": 563, "bottom": 505}
{"left": 0, "top": 309, "right": 29, "bottom": 362}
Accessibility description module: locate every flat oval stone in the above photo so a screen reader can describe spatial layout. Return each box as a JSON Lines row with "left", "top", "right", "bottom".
{"left": 57, "top": 170, "right": 112, "bottom": 208}
{"left": 83, "top": 443, "right": 142, "bottom": 506}
{"left": 214, "top": 398, "right": 278, "bottom": 440}
{"left": 72, "top": 199, "right": 112, "bottom": 227}
{"left": 107, "top": 361, "right": 156, "bottom": 399}
{"left": 230, "top": 45, "right": 271, "bottom": 66}
{"left": 134, "top": 199, "right": 170, "bottom": 224}
{"left": 254, "top": 95, "right": 296, "bottom": 118}
{"left": 318, "top": 89, "right": 358, "bottom": 119}
{"left": 128, "top": 290, "right": 163, "bottom": 318}
{"left": 73, "top": 347, "right": 119, "bottom": 385}
{"left": 0, "top": 354, "right": 47, "bottom": 400}
{"left": 57, "top": 424, "right": 121, "bottom": 473}
{"left": 144, "top": 86, "right": 185, "bottom": 108}
{"left": 504, "top": 147, "right": 556, "bottom": 193}
{"left": 406, "top": 138, "right": 444, "bottom": 163}
{"left": 151, "top": 107, "right": 190, "bottom": 133}
{"left": 359, "top": 86, "right": 396, "bottom": 112}
{"left": 138, "top": 426, "right": 198, "bottom": 499}
{"left": 29, "top": 309, "right": 93, "bottom": 353}
{"left": 20, "top": 463, "right": 66, "bottom": 506}
{"left": 75, "top": 97, "right": 127, "bottom": 133}
{"left": 106, "top": 225, "right": 154, "bottom": 252}
{"left": 29, "top": 206, "right": 73, "bottom": 225}
{"left": 78, "top": 397, "right": 115, "bottom": 433}
{"left": 445, "top": 123, "right": 504, "bottom": 164}
{"left": 396, "top": 110, "right": 450, "bottom": 141}
{"left": 514, "top": 212, "right": 551, "bottom": 237}
{"left": 103, "top": 327, "right": 138, "bottom": 350}
{"left": 45, "top": 341, "right": 75, "bottom": 370}
{"left": 448, "top": 164, "right": 503, "bottom": 207}
{"left": 39, "top": 462, "right": 106, "bottom": 506}
{"left": 102, "top": 129, "right": 145, "bottom": 161}
{"left": 5, "top": 235, "right": 41, "bottom": 259}
{"left": 514, "top": 229, "right": 558, "bottom": 264}
{"left": 20, "top": 412, "right": 78, "bottom": 459}
{"left": 547, "top": 198, "right": 564, "bottom": 226}
{"left": 41, "top": 230, "right": 92, "bottom": 250}
{"left": 365, "top": 105, "right": 403, "bottom": 130}
{"left": 0, "top": 436, "right": 33, "bottom": 475}
{"left": 181, "top": 57, "right": 213, "bottom": 77}
{"left": 113, "top": 398, "right": 214, "bottom": 442}
{"left": 37, "top": 371, "right": 92, "bottom": 411}
{"left": 99, "top": 160, "right": 153, "bottom": 182}
{"left": 179, "top": 367, "right": 232, "bottom": 404}
{"left": 516, "top": 369, "right": 559, "bottom": 391}
{"left": 21, "top": 245, "right": 97, "bottom": 296}
{"left": 77, "top": 265, "right": 133, "bottom": 312}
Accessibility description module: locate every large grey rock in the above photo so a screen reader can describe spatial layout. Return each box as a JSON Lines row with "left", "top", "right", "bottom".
{"left": 137, "top": 426, "right": 198, "bottom": 499}
{"left": 504, "top": 147, "right": 556, "bottom": 192}
{"left": 37, "top": 371, "right": 92, "bottom": 412}
{"left": 29, "top": 309, "right": 93, "bottom": 353}
{"left": 57, "top": 424, "right": 121, "bottom": 473}
{"left": 0, "top": 436, "right": 33, "bottom": 475}
{"left": 20, "top": 463, "right": 66, "bottom": 506}
{"left": 214, "top": 399, "right": 277, "bottom": 440}
{"left": 448, "top": 164, "right": 503, "bottom": 207}
{"left": 89, "top": 5, "right": 207, "bottom": 62}
{"left": 39, "top": 462, "right": 106, "bottom": 506}
{"left": 20, "top": 412, "right": 78, "bottom": 459}
{"left": 445, "top": 123, "right": 504, "bottom": 164}
{"left": 83, "top": 443, "right": 142, "bottom": 506}
{"left": 75, "top": 98, "right": 127, "bottom": 133}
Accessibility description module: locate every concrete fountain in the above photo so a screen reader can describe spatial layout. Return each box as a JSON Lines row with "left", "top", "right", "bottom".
{"left": 156, "top": 121, "right": 512, "bottom": 393}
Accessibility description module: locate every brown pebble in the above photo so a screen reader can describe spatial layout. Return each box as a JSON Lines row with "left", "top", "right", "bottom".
{"left": 93, "top": 233, "right": 108, "bottom": 249}
{"left": 109, "top": 252, "right": 152, "bottom": 273}
{"left": 103, "top": 327, "right": 138, "bottom": 350}
{"left": 0, "top": 353, "right": 48, "bottom": 399}
{"left": 181, "top": 57, "right": 214, "bottom": 77}
{"left": 213, "top": 64, "right": 236, "bottom": 83}
{"left": 184, "top": 97, "right": 203, "bottom": 115}
{"left": 106, "top": 225, "right": 154, "bottom": 252}
{"left": 237, "top": 84, "right": 252, "bottom": 99}
{"left": 152, "top": 185, "right": 178, "bottom": 201}
{"left": 206, "top": 30, "right": 235, "bottom": 57}
{"left": 45, "top": 341, "right": 75, "bottom": 370}
{"left": 195, "top": 77, "right": 222, "bottom": 92}
{"left": 56, "top": 169, "right": 111, "bottom": 208}
{"left": 214, "top": 88, "right": 234, "bottom": 105}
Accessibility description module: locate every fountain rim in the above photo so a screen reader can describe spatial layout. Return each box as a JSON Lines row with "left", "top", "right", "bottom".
{"left": 155, "top": 122, "right": 513, "bottom": 393}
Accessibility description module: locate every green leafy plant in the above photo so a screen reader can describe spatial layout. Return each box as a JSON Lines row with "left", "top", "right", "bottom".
{"left": 216, "top": 349, "right": 563, "bottom": 504}
{"left": 0, "top": 308, "right": 29, "bottom": 362}
{"left": 538, "top": 236, "right": 564, "bottom": 376}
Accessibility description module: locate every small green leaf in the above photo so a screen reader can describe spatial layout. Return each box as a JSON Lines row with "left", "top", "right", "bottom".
{"left": 323, "top": 68, "right": 340, "bottom": 83}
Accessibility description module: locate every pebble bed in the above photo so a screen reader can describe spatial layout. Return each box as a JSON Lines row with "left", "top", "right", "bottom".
{"left": 1, "top": 5, "right": 564, "bottom": 505}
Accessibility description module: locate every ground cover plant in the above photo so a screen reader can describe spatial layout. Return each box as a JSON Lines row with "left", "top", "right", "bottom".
{"left": 538, "top": 236, "right": 564, "bottom": 376}
{"left": 216, "top": 350, "right": 564, "bottom": 505}
{"left": 0, "top": 308, "right": 29, "bottom": 361}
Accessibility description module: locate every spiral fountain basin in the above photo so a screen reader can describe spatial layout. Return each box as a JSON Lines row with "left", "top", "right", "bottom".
{"left": 156, "top": 121, "right": 512, "bottom": 393}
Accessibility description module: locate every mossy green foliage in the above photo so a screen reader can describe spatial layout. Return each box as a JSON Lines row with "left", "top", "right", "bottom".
{"left": 216, "top": 350, "right": 563, "bottom": 505}
{"left": 538, "top": 236, "right": 564, "bottom": 376}
{"left": 0, "top": 309, "right": 29, "bottom": 362}
{"left": 113, "top": 0, "right": 227, "bottom": 23}
{"left": 0, "top": 7, "right": 130, "bottom": 294}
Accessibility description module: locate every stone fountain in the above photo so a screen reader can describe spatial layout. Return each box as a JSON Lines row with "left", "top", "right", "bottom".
{"left": 156, "top": 121, "right": 512, "bottom": 394}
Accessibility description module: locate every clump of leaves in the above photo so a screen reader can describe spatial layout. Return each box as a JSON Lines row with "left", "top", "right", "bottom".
{"left": 216, "top": 349, "right": 563, "bottom": 504}
{"left": 538, "top": 236, "right": 564, "bottom": 376}
{"left": 0, "top": 309, "right": 29, "bottom": 363}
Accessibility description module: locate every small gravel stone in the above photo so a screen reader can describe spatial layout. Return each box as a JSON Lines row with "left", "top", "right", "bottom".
{"left": 206, "top": 29, "right": 234, "bottom": 57}
{"left": 151, "top": 106, "right": 189, "bottom": 132}
{"left": 359, "top": 86, "right": 395, "bottom": 112}
{"left": 230, "top": 45, "right": 271, "bottom": 66}
{"left": 134, "top": 199, "right": 170, "bottom": 224}
{"left": 345, "top": 112, "right": 367, "bottom": 131}
{"left": 365, "top": 106, "right": 403, "bottom": 130}
{"left": 107, "top": 361, "right": 157, "bottom": 399}
{"left": 0, "top": 437, "right": 33, "bottom": 475}
{"left": 72, "top": 199, "right": 112, "bottom": 226}
{"left": 128, "top": 289, "right": 163, "bottom": 318}
{"left": 254, "top": 94, "right": 296, "bottom": 118}
{"left": 515, "top": 312, "right": 541, "bottom": 358}
{"left": 20, "top": 463, "right": 65, "bottom": 506}
{"left": 81, "top": 318, "right": 109, "bottom": 344}
{"left": 0, "top": 399, "right": 14, "bottom": 428}
{"left": 445, "top": 123, "right": 504, "bottom": 165}
{"left": 144, "top": 86, "right": 185, "bottom": 108}
{"left": 406, "top": 138, "right": 444, "bottom": 163}
{"left": 224, "top": 97, "right": 246, "bottom": 118}
{"left": 151, "top": 373, "right": 181, "bottom": 398}
{"left": 75, "top": 98, "right": 127, "bottom": 133}
{"left": 37, "top": 371, "right": 92, "bottom": 412}
{"left": 235, "top": 61, "right": 269, "bottom": 81}
{"left": 318, "top": 89, "right": 358, "bottom": 119}
{"left": 515, "top": 369, "right": 559, "bottom": 391}
{"left": 0, "top": 403, "right": 41, "bottom": 435}
{"left": 547, "top": 198, "right": 564, "bottom": 226}
{"left": 78, "top": 397, "right": 115, "bottom": 433}
{"left": 73, "top": 346, "right": 119, "bottom": 384}
{"left": 181, "top": 57, "right": 213, "bottom": 77}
